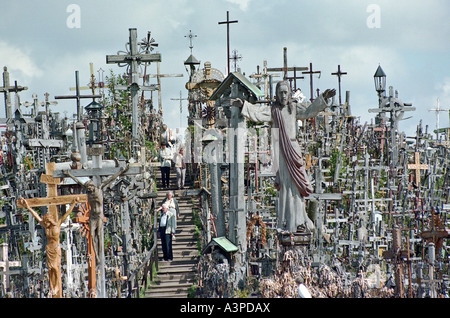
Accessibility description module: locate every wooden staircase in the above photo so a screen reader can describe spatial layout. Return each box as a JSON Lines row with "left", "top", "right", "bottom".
{"left": 144, "top": 166, "right": 199, "bottom": 298}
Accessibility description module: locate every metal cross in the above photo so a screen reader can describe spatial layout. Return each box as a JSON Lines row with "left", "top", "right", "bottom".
{"left": 230, "top": 49, "right": 242, "bottom": 72}
{"left": 171, "top": 90, "right": 188, "bottom": 128}
{"left": 185, "top": 29, "right": 197, "bottom": 54}
{"left": 302, "top": 62, "right": 321, "bottom": 102}
{"left": 218, "top": 11, "right": 238, "bottom": 74}
{"left": 331, "top": 65, "right": 347, "bottom": 105}
{"left": 54, "top": 71, "right": 102, "bottom": 121}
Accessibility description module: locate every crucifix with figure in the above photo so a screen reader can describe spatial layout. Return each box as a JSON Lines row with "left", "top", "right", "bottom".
{"left": 16, "top": 162, "right": 87, "bottom": 298}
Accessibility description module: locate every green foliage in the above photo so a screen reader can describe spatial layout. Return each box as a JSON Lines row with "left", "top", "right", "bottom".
{"left": 103, "top": 70, "right": 133, "bottom": 160}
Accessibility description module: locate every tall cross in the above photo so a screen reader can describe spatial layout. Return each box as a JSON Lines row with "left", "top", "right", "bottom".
{"left": 267, "top": 48, "right": 307, "bottom": 92}
{"left": 146, "top": 62, "right": 183, "bottom": 113}
{"left": 106, "top": 28, "right": 161, "bottom": 159}
{"left": 0, "top": 67, "right": 28, "bottom": 119}
{"left": 428, "top": 98, "right": 449, "bottom": 140}
{"left": 218, "top": 11, "right": 238, "bottom": 74}
{"left": 55, "top": 71, "right": 102, "bottom": 121}
{"left": 302, "top": 62, "right": 321, "bottom": 102}
{"left": 171, "top": 90, "right": 188, "bottom": 128}
{"left": 331, "top": 65, "right": 347, "bottom": 105}
{"left": 407, "top": 152, "right": 429, "bottom": 187}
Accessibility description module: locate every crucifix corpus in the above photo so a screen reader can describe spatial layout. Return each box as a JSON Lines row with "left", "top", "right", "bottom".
{"left": 63, "top": 165, "right": 129, "bottom": 266}
{"left": 16, "top": 162, "right": 87, "bottom": 298}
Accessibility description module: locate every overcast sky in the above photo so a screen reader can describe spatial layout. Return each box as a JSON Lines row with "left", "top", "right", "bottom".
{"left": 1, "top": 0, "right": 449, "bottom": 137}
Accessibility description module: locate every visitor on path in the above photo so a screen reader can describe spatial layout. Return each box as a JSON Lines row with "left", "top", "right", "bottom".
{"left": 158, "top": 203, "right": 176, "bottom": 261}
{"left": 173, "top": 147, "right": 186, "bottom": 190}
{"left": 157, "top": 141, "right": 172, "bottom": 189}
{"left": 161, "top": 190, "right": 180, "bottom": 220}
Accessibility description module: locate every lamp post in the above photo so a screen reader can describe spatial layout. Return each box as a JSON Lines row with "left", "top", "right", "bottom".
{"left": 374, "top": 65, "right": 386, "bottom": 103}
{"left": 85, "top": 101, "right": 104, "bottom": 146}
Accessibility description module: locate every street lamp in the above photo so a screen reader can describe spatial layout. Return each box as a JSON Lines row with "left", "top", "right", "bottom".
{"left": 374, "top": 65, "right": 386, "bottom": 97}
{"left": 85, "top": 100, "right": 104, "bottom": 145}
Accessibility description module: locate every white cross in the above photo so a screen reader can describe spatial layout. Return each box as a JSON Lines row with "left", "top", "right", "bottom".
{"left": 0, "top": 243, "right": 21, "bottom": 294}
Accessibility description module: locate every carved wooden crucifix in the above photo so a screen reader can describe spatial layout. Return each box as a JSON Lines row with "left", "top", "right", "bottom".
{"left": 16, "top": 162, "right": 87, "bottom": 298}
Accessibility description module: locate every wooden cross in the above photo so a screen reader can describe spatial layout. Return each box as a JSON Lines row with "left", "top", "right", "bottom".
{"left": 0, "top": 66, "right": 28, "bottom": 119}
{"left": 147, "top": 62, "right": 183, "bottom": 113}
{"left": 250, "top": 61, "right": 280, "bottom": 99}
{"left": 407, "top": 152, "right": 428, "bottom": 187}
{"left": 16, "top": 162, "right": 87, "bottom": 297}
{"left": 218, "top": 11, "right": 238, "bottom": 74}
{"left": 71, "top": 201, "right": 98, "bottom": 297}
{"left": 419, "top": 209, "right": 450, "bottom": 255}
{"left": 331, "top": 65, "right": 347, "bottom": 105}
{"left": 17, "top": 162, "right": 87, "bottom": 220}
{"left": 267, "top": 48, "right": 308, "bottom": 90}
{"left": 302, "top": 62, "right": 321, "bottom": 102}
{"left": 55, "top": 70, "right": 102, "bottom": 121}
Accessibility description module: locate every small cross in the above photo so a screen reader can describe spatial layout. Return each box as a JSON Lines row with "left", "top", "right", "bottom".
{"left": 407, "top": 152, "right": 428, "bottom": 187}
{"left": 218, "top": 11, "right": 238, "bottom": 74}
{"left": 230, "top": 49, "right": 242, "bottom": 72}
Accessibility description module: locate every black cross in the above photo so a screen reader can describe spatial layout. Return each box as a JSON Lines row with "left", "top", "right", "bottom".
{"left": 331, "top": 65, "right": 347, "bottom": 105}
{"left": 218, "top": 11, "right": 238, "bottom": 74}
{"left": 302, "top": 63, "right": 321, "bottom": 102}
{"left": 230, "top": 49, "right": 242, "bottom": 72}
{"left": 55, "top": 71, "right": 101, "bottom": 121}
{"left": 185, "top": 30, "right": 197, "bottom": 54}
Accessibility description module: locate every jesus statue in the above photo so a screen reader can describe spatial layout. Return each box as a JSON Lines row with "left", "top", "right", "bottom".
{"left": 235, "top": 81, "right": 335, "bottom": 234}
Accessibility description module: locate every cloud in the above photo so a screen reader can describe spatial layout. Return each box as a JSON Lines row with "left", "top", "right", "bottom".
{"left": 0, "top": 41, "right": 43, "bottom": 78}
{"left": 225, "top": 0, "right": 251, "bottom": 11}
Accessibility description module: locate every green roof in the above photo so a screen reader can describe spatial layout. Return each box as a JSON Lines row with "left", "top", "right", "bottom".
{"left": 202, "top": 236, "right": 238, "bottom": 254}
{"left": 209, "top": 71, "right": 264, "bottom": 101}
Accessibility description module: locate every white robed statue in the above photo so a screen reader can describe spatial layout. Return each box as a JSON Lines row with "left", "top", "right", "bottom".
{"left": 236, "top": 81, "right": 335, "bottom": 233}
